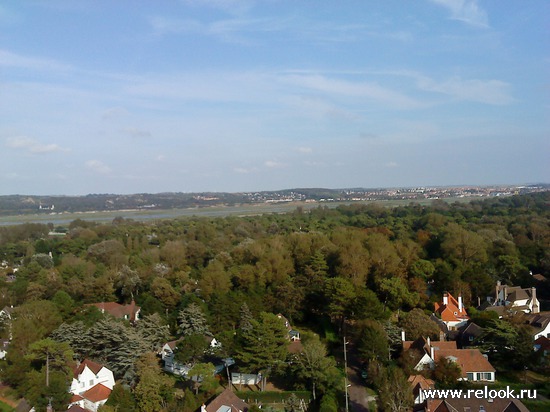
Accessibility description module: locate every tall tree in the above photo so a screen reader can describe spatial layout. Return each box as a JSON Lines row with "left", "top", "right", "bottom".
{"left": 294, "top": 334, "right": 341, "bottom": 400}
{"left": 177, "top": 303, "right": 211, "bottom": 337}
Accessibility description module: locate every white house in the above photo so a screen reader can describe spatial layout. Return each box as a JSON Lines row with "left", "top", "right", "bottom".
{"left": 493, "top": 281, "right": 540, "bottom": 313}
{"left": 69, "top": 359, "right": 115, "bottom": 412}
{"left": 523, "top": 312, "right": 550, "bottom": 340}
{"left": 402, "top": 335, "right": 495, "bottom": 382}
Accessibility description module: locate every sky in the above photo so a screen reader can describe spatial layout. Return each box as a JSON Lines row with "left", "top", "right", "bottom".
{"left": 0, "top": 0, "right": 548, "bottom": 195}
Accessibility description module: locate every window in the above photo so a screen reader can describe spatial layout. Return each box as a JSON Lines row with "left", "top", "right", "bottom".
{"left": 469, "top": 335, "right": 474, "bottom": 342}
{"left": 89, "top": 379, "right": 94, "bottom": 386}
{"left": 466, "top": 373, "right": 474, "bottom": 380}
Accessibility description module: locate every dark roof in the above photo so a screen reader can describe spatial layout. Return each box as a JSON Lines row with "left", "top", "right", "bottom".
{"left": 206, "top": 387, "right": 249, "bottom": 412}
{"left": 74, "top": 359, "right": 104, "bottom": 379}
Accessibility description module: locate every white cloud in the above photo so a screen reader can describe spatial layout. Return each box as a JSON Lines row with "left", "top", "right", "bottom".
{"left": 385, "top": 161, "right": 399, "bottom": 168}
{"left": 119, "top": 128, "right": 152, "bottom": 138}
{"left": 233, "top": 167, "right": 255, "bottom": 174}
{"left": 417, "top": 76, "right": 513, "bottom": 105}
{"left": 296, "top": 147, "right": 313, "bottom": 154}
{"left": 265, "top": 160, "right": 285, "bottom": 168}
{"left": 429, "top": 0, "right": 489, "bottom": 28}
{"left": 280, "top": 74, "right": 422, "bottom": 109}
{"left": 0, "top": 49, "right": 72, "bottom": 71}
{"left": 102, "top": 107, "right": 130, "bottom": 120}
{"left": 85, "top": 160, "right": 111, "bottom": 174}
{"left": 6, "top": 136, "right": 69, "bottom": 154}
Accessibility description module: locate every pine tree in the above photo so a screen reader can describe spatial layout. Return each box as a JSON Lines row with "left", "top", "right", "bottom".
{"left": 239, "top": 303, "right": 254, "bottom": 332}
{"left": 177, "top": 303, "right": 210, "bottom": 337}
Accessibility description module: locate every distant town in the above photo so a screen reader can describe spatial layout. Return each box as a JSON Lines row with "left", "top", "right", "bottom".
{"left": 0, "top": 184, "right": 548, "bottom": 217}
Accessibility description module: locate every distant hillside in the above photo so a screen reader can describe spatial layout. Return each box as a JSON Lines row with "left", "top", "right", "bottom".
{"left": 0, "top": 185, "right": 547, "bottom": 216}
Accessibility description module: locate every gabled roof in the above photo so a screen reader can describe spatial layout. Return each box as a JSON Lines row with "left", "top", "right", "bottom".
{"left": 87, "top": 300, "right": 140, "bottom": 321}
{"left": 403, "top": 337, "right": 457, "bottom": 353}
{"left": 83, "top": 383, "right": 112, "bottom": 403}
{"left": 433, "top": 349, "right": 495, "bottom": 376}
{"left": 206, "top": 387, "right": 249, "bottom": 412}
{"left": 408, "top": 374, "right": 434, "bottom": 391}
{"left": 434, "top": 292, "right": 469, "bottom": 323}
{"left": 74, "top": 359, "right": 104, "bottom": 379}
{"left": 67, "top": 405, "right": 92, "bottom": 412}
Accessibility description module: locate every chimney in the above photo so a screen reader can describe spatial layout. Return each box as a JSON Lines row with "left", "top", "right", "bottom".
{"left": 401, "top": 330, "right": 406, "bottom": 342}
{"left": 443, "top": 293, "right": 448, "bottom": 306}
{"left": 439, "top": 331, "right": 445, "bottom": 341}
{"left": 427, "top": 336, "right": 431, "bottom": 346}
{"left": 430, "top": 346, "right": 435, "bottom": 360}
{"left": 458, "top": 295, "right": 463, "bottom": 313}
{"left": 496, "top": 281, "right": 501, "bottom": 303}
{"left": 531, "top": 287, "right": 539, "bottom": 313}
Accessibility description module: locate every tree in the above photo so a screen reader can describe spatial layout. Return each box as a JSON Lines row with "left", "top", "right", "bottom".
{"left": 322, "top": 277, "right": 356, "bottom": 329}
{"left": 235, "top": 312, "right": 288, "bottom": 390}
{"left": 188, "top": 362, "right": 218, "bottom": 395}
{"left": 378, "top": 277, "right": 419, "bottom": 310}
{"left": 294, "top": 334, "right": 341, "bottom": 400}
{"left": 375, "top": 365, "right": 413, "bottom": 412}
{"left": 26, "top": 338, "right": 73, "bottom": 382}
{"left": 239, "top": 302, "right": 254, "bottom": 332}
{"left": 398, "top": 309, "right": 439, "bottom": 341}
{"left": 134, "top": 352, "right": 174, "bottom": 412}
{"left": 136, "top": 313, "right": 171, "bottom": 352}
{"left": 355, "top": 320, "right": 390, "bottom": 364}
{"left": 178, "top": 303, "right": 211, "bottom": 337}
{"left": 433, "top": 357, "right": 462, "bottom": 387}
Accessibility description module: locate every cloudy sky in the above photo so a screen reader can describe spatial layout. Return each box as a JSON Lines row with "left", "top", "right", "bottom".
{"left": 1, "top": 0, "right": 548, "bottom": 195}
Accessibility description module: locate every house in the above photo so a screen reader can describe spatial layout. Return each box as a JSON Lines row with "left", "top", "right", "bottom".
{"left": 87, "top": 301, "right": 140, "bottom": 322}
{"left": 425, "top": 397, "right": 529, "bottom": 412}
{"left": 0, "top": 339, "right": 9, "bottom": 360}
{"left": 492, "top": 281, "right": 540, "bottom": 314}
{"left": 277, "top": 313, "right": 300, "bottom": 341}
{"left": 401, "top": 334, "right": 495, "bottom": 382}
{"left": 434, "top": 292, "right": 469, "bottom": 330}
{"left": 522, "top": 312, "right": 550, "bottom": 340}
{"left": 457, "top": 322, "right": 484, "bottom": 348}
{"left": 69, "top": 359, "right": 115, "bottom": 412}
{"left": 432, "top": 349, "right": 496, "bottom": 382}
{"left": 408, "top": 375, "right": 434, "bottom": 406}
{"left": 534, "top": 336, "right": 550, "bottom": 357}
{"left": 203, "top": 387, "right": 249, "bottom": 412}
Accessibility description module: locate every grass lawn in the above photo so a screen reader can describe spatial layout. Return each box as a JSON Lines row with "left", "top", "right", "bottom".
{"left": 0, "top": 401, "right": 14, "bottom": 412}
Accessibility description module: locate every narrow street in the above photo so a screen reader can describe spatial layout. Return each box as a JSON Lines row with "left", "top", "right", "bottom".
{"left": 345, "top": 345, "right": 376, "bottom": 412}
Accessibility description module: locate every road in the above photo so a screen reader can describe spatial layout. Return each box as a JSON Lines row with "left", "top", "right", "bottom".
{"left": 345, "top": 346, "right": 377, "bottom": 412}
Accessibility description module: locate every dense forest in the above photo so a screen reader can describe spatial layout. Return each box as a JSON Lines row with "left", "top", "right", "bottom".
{"left": 0, "top": 191, "right": 548, "bottom": 411}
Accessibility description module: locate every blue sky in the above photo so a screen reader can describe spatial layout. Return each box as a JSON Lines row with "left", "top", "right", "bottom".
{"left": 1, "top": 0, "right": 548, "bottom": 195}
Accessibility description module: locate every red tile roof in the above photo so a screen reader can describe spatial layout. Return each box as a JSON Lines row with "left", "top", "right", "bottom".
{"left": 206, "top": 387, "right": 249, "bottom": 412}
{"left": 434, "top": 292, "right": 469, "bottom": 323}
{"left": 83, "top": 383, "right": 112, "bottom": 403}
{"left": 67, "top": 406, "right": 91, "bottom": 412}
{"left": 433, "top": 349, "right": 495, "bottom": 377}
{"left": 88, "top": 301, "right": 140, "bottom": 321}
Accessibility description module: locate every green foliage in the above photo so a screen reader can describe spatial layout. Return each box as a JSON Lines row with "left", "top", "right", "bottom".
{"left": 235, "top": 312, "right": 289, "bottom": 374}
{"left": 178, "top": 303, "right": 211, "bottom": 337}
{"left": 398, "top": 308, "right": 439, "bottom": 341}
